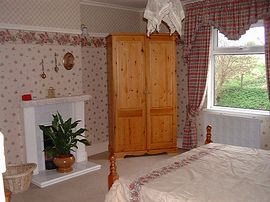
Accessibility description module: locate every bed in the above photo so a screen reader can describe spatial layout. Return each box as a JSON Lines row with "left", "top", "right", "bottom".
{"left": 105, "top": 126, "right": 270, "bottom": 202}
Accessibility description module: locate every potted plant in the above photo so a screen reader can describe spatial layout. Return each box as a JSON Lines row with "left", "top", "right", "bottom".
{"left": 39, "top": 111, "right": 90, "bottom": 173}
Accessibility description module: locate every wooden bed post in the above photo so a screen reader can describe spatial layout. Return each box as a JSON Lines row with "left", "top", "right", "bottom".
{"left": 5, "top": 189, "right": 11, "bottom": 202}
{"left": 108, "top": 153, "right": 119, "bottom": 190}
{"left": 205, "top": 125, "right": 213, "bottom": 144}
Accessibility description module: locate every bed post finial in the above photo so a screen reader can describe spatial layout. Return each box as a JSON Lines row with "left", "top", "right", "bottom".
{"left": 205, "top": 125, "right": 213, "bottom": 144}
{"left": 108, "top": 153, "right": 119, "bottom": 190}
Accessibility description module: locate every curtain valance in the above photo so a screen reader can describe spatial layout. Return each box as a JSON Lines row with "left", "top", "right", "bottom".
{"left": 184, "top": 0, "right": 270, "bottom": 60}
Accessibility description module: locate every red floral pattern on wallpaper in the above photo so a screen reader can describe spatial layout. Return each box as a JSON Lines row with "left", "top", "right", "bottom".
{"left": 0, "top": 29, "right": 106, "bottom": 47}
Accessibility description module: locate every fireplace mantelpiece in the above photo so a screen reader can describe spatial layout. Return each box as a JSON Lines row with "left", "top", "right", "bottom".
{"left": 21, "top": 94, "right": 101, "bottom": 187}
{"left": 21, "top": 94, "right": 91, "bottom": 108}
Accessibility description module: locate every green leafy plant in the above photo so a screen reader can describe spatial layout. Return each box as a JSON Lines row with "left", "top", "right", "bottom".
{"left": 39, "top": 111, "right": 90, "bottom": 158}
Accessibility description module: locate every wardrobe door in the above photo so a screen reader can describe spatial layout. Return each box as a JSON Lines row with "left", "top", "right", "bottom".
{"left": 112, "top": 36, "right": 147, "bottom": 153}
{"left": 146, "top": 35, "right": 177, "bottom": 150}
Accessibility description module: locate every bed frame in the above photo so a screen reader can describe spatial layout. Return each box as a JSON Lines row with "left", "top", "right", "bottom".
{"left": 108, "top": 125, "right": 213, "bottom": 189}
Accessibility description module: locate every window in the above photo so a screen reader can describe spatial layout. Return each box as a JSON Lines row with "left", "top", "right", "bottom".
{"left": 208, "top": 21, "right": 270, "bottom": 113}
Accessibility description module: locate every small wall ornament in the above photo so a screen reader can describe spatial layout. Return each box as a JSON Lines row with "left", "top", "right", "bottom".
{"left": 63, "top": 52, "right": 74, "bottom": 70}
{"left": 47, "top": 87, "right": 56, "bottom": 98}
{"left": 54, "top": 53, "right": 59, "bottom": 72}
{"left": 40, "top": 59, "right": 46, "bottom": 79}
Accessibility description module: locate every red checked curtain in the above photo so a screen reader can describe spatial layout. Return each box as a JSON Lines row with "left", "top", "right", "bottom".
{"left": 182, "top": 0, "right": 270, "bottom": 150}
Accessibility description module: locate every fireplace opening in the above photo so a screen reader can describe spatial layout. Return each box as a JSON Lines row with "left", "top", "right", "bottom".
{"left": 43, "top": 130, "right": 57, "bottom": 170}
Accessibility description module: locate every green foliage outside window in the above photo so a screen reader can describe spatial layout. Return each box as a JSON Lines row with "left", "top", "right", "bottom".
{"left": 214, "top": 55, "right": 269, "bottom": 111}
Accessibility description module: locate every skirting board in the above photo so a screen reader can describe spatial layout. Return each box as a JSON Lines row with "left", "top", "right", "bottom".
{"left": 86, "top": 141, "right": 109, "bottom": 156}
{"left": 86, "top": 138, "right": 183, "bottom": 157}
{"left": 177, "top": 137, "right": 183, "bottom": 148}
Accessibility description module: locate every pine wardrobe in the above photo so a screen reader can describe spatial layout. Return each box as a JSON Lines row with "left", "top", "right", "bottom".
{"left": 107, "top": 33, "right": 177, "bottom": 158}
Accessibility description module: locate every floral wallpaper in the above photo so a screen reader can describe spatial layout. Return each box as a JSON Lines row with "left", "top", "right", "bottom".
{"left": 82, "top": 46, "right": 109, "bottom": 144}
{"left": 0, "top": 28, "right": 107, "bottom": 164}
{"left": 0, "top": 27, "right": 188, "bottom": 164}
{"left": 0, "top": 0, "right": 188, "bottom": 166}
{"left": 261, "top": 118, "right": 270, "bottom": 149}
{"left": 176, "top": 43, "right": 188, "bottom": 137}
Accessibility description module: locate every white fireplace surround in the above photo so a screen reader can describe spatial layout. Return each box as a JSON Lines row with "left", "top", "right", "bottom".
{"left": 21, "top": 94, "right": 101, "bottom": 187}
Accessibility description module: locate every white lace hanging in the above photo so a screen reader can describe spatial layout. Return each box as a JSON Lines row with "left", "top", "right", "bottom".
{"left": 144, "top": 0, "right": 185, "bottom": 36}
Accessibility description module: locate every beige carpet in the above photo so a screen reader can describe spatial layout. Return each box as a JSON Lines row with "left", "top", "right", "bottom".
{"left": 11, "top": 150, "right": 184, "bottom": 202}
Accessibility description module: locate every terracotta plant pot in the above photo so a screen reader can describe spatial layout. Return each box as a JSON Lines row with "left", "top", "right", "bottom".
{"left": 53, "top": 154, "right": 75, "bottom": 173}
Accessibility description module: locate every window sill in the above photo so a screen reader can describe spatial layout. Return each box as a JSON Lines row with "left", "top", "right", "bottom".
{"left": 203, "top": 107, "right": 270, "bottom": 119}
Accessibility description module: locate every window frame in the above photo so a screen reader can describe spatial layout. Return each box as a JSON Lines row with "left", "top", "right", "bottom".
{"left": 207, "top": 21, "right": 270, "bottom": 116}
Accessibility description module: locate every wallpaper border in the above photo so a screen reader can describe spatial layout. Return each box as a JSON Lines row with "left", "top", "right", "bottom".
{"left": 0, "top": 29, "right": 106, "bottom": 47}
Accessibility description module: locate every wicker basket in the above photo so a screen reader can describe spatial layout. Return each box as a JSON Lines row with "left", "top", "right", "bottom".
{"left": 3, "top": 163, "right": 37, "bottom": 193}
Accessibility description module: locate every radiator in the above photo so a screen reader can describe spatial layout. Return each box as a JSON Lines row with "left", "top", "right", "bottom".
{"left": 203, "top": 113, "right": 261, "bottom": 148}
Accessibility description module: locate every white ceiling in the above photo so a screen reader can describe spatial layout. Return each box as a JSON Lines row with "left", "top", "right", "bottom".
{"left": 80, "top": 0, "right": 201, "bottom": 10}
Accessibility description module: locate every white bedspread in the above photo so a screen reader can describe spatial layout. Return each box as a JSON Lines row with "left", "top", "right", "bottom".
{"left": 105, "top": 143, "right": 270, "bottom": 202}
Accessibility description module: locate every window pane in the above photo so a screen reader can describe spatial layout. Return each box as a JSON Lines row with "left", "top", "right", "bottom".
{"left": 214, "top": 54, "right": 269, "bottom": 111}
{"left": 217, "top": 26, "right": 265, "bottom": 47}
